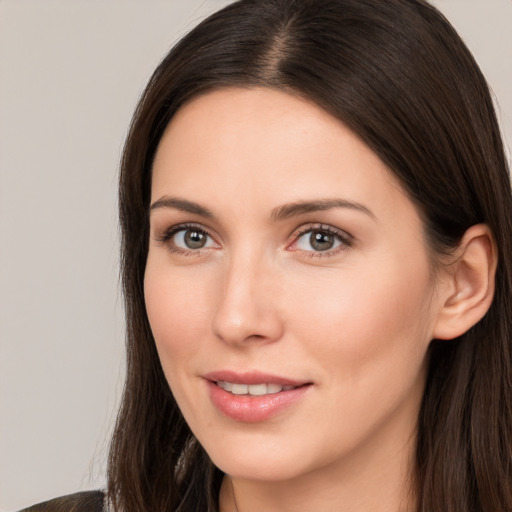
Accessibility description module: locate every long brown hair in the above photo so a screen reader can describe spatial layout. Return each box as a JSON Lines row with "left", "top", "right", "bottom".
{"left": 108, "top": 1, "right": 512, "bottom": 510}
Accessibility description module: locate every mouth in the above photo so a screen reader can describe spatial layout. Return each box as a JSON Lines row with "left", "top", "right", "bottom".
{"left": 204, "top": 371, "right": 313, "bottom": 422}
{"left": 215, "top": 381, "right": 298, "bottom": 396}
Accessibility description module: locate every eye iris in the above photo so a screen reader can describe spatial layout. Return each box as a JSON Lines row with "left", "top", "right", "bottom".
{"left": 184, "top": 230, "right": 207, "bottom": 249}
{"left": 310, "top": 230, "right": 334, "bottom": 251}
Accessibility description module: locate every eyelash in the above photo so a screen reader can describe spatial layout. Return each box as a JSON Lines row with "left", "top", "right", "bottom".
{"left": 156, "top": 222, "right": 353, "bottom": 257}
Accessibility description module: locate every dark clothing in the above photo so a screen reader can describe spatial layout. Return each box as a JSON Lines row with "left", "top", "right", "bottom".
{"left": 18, "top": 491, "right": 105, "bottom": 512}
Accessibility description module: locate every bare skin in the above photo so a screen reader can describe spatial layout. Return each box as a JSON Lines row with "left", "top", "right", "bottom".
{"left": 145, "top": 87, "right": 496, "bottom": 512}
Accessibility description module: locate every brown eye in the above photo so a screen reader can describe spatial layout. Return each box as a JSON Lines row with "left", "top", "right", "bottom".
{"left": 183, "top": 229, "right": 207, "bottom": 249}
{"left": 309, "top": 230, "right": 336, "bottom": 251}
{"left": 291, "top": 225, "right": 351, "bottom": 255}
{"left": 168, "top": 227, "right": 217, "bottom": 251}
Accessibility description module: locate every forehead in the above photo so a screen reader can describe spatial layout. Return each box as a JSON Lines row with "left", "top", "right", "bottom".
{"left": 151, "top": 87, "right": 415, "bottom": 227}
{"left": 154, "top": 87, "right": 347, "bottom": 176}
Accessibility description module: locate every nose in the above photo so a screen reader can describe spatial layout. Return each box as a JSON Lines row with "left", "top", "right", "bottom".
{"left": 211, "top": 253, "right": 284, "bottom": 347}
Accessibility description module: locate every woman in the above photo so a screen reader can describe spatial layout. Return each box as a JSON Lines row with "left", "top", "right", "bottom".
{"left": 22, "top": 0, "right": 512, "bottom": 511}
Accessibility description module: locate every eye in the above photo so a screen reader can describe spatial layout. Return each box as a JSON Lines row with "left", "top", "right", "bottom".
{"left": 158, "top": 224, "right": 218, "bottom": 253}
{"left": 174, "top": 228, "right": 213, "bottom": 249}
{"left": 290, "top": 224, "right": 352, "bottom": 255}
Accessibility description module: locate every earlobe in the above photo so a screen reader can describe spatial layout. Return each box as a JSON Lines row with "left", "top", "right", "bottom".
{"left": 433, "top": 224, "right": 497, "bottom": 340}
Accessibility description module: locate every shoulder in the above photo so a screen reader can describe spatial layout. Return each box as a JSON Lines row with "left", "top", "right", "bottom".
{"left": 18, "top": 491, "right": 106, "bottom": 512}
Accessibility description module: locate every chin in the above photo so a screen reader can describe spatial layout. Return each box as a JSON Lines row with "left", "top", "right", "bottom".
{"left": 213, "top": 456, "right": 305, "bottom": 482}
{"left": 202, "top": 439, "right": 287, "bottom": 478}
{"left": 203, "top": 436, "right": 327, "bottom": 483}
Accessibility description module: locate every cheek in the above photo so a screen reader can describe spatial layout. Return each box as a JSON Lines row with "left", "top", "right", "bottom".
{"left": 289, "top": 255, "right": 434, "bottom": 382}
{"left": 280, "top": 258, "right": 434, "bottom": 458}
{"left": 144, "top": 260, "right": 214, "bottom": 370}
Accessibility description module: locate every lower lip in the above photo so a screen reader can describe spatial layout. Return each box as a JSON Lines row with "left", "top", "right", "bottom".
{"left": 206, "top": 381, "right": 311, "bottom": 423}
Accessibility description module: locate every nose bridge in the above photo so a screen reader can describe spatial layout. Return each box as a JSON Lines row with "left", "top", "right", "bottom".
{"left": 212, "top": 245, "right": 283, "bottom": 346}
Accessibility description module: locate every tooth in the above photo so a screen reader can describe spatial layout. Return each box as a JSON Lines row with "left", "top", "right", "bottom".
{"left": 231, "top": 383, "right": 249, "bottom": 395}
{"left": 248, "top": 384, "right": 268, "bottom": 396}
{"left": 217, "top": 381, "right": 298, "bottom": 395}
{"left": 267, "top": 384, "right": 282, "bottom": 394}
{"left": 218, "top": 381, "right": 232, "bottom": 392}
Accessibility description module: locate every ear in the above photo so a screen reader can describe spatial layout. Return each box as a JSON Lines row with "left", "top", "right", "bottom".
{"left": 433, "top": 224, "right": 497, "bottom": 340}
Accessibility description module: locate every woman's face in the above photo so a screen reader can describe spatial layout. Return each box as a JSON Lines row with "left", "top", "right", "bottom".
{"left": 145, "top": 87, "right": 446, "bottom": 483}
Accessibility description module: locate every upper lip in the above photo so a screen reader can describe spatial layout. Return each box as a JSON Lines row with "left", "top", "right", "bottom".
{"left": 203, "top": 370, "right": 311, "bottom": 387}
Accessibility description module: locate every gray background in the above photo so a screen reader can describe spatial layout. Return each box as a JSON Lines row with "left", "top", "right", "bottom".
{"left": 0, "top": 1, "right": 510, "bottom": 510}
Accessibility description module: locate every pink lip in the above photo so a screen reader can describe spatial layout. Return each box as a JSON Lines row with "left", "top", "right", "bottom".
{"left": 203, "top": 370, "right": 309, "bottom": 387}
{"left": 203, "top": 370, "right": 312, "bottom": 423}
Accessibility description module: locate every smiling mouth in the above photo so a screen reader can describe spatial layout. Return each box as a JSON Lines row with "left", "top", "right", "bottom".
{"left": 216, "top": 381, "right": 298, "bottom": 396}
{"left": 207, "top": 375, "right": 312, "bottom": 421}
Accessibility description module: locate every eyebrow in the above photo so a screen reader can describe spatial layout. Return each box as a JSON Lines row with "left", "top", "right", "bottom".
{"left": 149, "top": 196, "right": 214, "bottom": 217}
{"left": 149, "top": 196, "right": 375, "bottom": 222}
{"left": 270, "top": 199, "right": 376, "bottom": 222}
